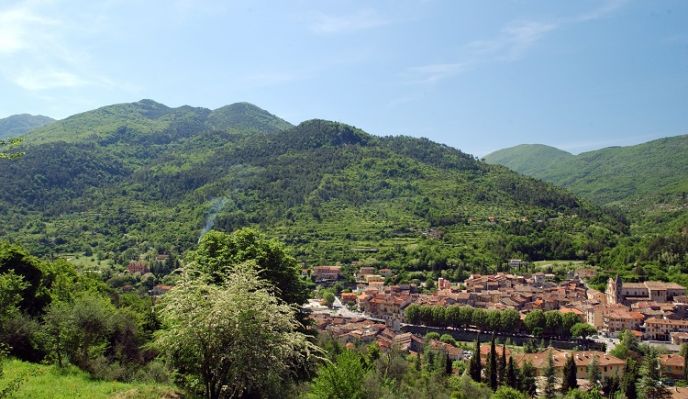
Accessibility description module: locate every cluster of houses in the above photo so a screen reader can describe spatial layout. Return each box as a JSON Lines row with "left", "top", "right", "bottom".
{"left": 310, "top": 264, "right": 688, "bottom": 345}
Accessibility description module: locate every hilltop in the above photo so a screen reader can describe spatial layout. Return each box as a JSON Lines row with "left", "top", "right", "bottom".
{"left": 0, "top": 114, "right": 55, "bottom": 139}
{"left": 0, "top": 100, "right": 624, "bottom": 271}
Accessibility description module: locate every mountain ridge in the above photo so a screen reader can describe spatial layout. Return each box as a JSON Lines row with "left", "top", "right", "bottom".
{"left": 0, "top": 100, "right": 623, "bottom": 270}
{"left": 0, "top": 114, "right": 55, "bottom": 139}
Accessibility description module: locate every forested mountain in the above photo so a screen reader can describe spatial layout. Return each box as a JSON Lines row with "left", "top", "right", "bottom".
{"left": 484, "top": 136, "right": 688, "bottom": 210}
{"left": 0, "top": 100, "right": 625, "bottom": 273}
{"left": 485, "top": 137, "right": 688, "bottom": 287}
{"left": 483, "top": 144, "right": 574, "bottom": 177}
{"left": 0, "top": 114, "right": 55, "bottom": 138}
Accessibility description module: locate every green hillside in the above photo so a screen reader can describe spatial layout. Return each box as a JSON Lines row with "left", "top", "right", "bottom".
{"left": 0, "top": 100, "right": 624, "bottom": 272}
{"left": 484, "top": 136, "right": 688, "bottom": 210}
{"left": 484, "top": 144, "right": 574, "bottom": 176}
{"left": 0, "top": 114, "right": 55, "bottom": 139}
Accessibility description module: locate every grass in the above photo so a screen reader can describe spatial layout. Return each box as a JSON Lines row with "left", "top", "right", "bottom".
{"left": 1, "top": 359, "right": 180, "bottom": 399}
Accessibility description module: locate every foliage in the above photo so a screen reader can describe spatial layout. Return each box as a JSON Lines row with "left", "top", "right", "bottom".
{"left": 0, "top": 114, "right": 54, "bottom": 139}
{"left": 492, "top": 386, "right": 528, "bottom": 399}
{"left": 306, "top": 350, "right": 366, "bottom": 399}
{"left": 543, "top": 352, "right": 557, "bottom": 399}
{"left": 469, "top": 339, "right": 482, "bottom": 382}
{"left": 189, "top": 228, "right": 309, "bottom": 305}
{"left": 570, "top": 323, "right": 596, "bottom": 340}
{"left": 0, "top": 100, "right": 626, "bottom": 274}
{"left": 154, "top": 265, "right": 317, "bottom": 399}
{"left": 562, "top": 354, "right": 578, "bottom": 393}
{"left": 638, "top": 350, "right": 671, "bottom": 399}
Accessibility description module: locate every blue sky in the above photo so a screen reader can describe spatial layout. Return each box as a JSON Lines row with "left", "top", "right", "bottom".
{"left": 0, "top": 0, "right": 686, "bottom": 156}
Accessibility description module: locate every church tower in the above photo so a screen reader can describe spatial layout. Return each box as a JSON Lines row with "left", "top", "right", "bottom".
{"left": 607, "top": 275, "right": 622, "bottom": 304}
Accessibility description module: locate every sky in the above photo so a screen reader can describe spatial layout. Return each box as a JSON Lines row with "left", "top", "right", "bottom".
{"left": 0, "top": 0, "right": 686, "bottom": 156}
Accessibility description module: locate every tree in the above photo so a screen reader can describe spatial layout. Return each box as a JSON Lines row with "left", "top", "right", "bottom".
{"left": 520, "top": 361, "right": 537, "bottom": 398}
{"left": 190, "top": 229, "right": 309, "bottom": 306}
{"left": 469, "top": 339, "right": 482, "bottom": 382}
{"left": 492, "top": 386, "right": 528, "bottom": 399}
{"left": 155, "top": 266, "right": 317, "bottom": 399}
{"left": 570, "top": 323, "right": 597, "bottom": 340}
{"left": 506, "top": 356, "right": 518, "bottom": 389}
{"left": 638, "top": 350, "right": 671, "bottom": 399}
{"left": 498, "top": 343, "right": 507, "bottom": 386}
{"left": 544, "top": 351, "right": 557, "bottom": 399}
{"left": 488, "top": 336, "right": 498, "bottom": 390}
{"left": 307, "top": 350, "right": 365, "bottom": 399}
{"left": 587, "top": 357, "right": 602, "bottom": 390}
{"left": 0, "top": 138, "right": 23, "bottom": 160}
{"left": 445, "top": 353, "right": 453, "bottom": 376}
{"left": 524, "top": 310, "right": 545, "bottom": 336}
{"left": 562, "top": 354, "right": 578, "bottom": 393}
{"left": 621, "top": 358, "right": 637, "bottom": 399}
{"left": 322, "top": 291, "right": 335, "bottom": 308}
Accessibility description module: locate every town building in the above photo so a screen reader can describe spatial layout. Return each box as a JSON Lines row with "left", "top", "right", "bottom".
{"left": 645, "top": 318, "right": 688, "bottom": 341}
{"left": 607, "top": 276, "right": 686, "bottom": 305}
{"left": 312, "top": 265, "right": 342, "bottom": 282}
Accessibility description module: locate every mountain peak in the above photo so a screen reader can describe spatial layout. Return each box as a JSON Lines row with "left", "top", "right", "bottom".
{"left": 0, "top": 114, "right": 55, "bottom": 139}
{"left": 207, "top": 102, "right": 292, "bottom": 133}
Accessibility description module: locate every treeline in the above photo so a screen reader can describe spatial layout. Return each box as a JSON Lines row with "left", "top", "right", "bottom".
{"left": 405, "top": 305, "right": 596, "bottom": 339}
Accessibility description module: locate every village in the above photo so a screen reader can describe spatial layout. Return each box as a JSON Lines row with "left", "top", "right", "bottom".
{"left": 305, "top": 263, "right": 688, "bottom": 395}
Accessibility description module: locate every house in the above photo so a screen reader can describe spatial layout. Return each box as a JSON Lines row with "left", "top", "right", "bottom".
{"left": 645, "top": 318, "right": 688, "bottom": 341}
{"left": 603, "top": 306, "right": 645, "bottom": 336}
{"left": 312, "top": 266, "right": 342, "bottom": 282}
{"left": 127, "top": 261, "right": 148, "bottom": 274}
{"left": 379, "top": 268, "right": 393, "bottom": 278}
{"left": 509, "top": 259, "right": 522, "bottom": 269}
{"left": 438, "top": 277, "right": 452, "bottom": 290}
{"left": 341, "top": 292, "right": 358, "bottom": 304}
{"left": 659, "top": 354, "right": 685, "bottom": 379}
{"left": 511, "top": 349, "right": 624, "bottom": 379}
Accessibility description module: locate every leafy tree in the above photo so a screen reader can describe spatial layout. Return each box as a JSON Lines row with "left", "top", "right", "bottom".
{"left": 155, "top": 265, "right": 317, "bottom": 399}
{"left": 0, "top": 138, "right": 23, "bottom": 160}
{"left": 562, "top": 354, "right": 578, "bottom": 393}
{"left": 520, "top": 361, "right": 537, "bottom": 398}
{"left": 544, "top": 352, "right": 557, "bottom": 399}
{"left": 322, "top": 291, "right": 335, "bottom": 308}
{"left": 469, "top": 339, "right": 482, "bottom": 382}
{"left": 523, "top": 310, "right": 545, "bottom": 336}
{"left": 492, "top": 386, "right": 527, "bottom": 399}
{"left": 638, "top": 350, "right": 671, "bottom": 399}
{"left": 189, "top": 229, "right": 309, "bottom": 306}
{"left": 570, "top": 323, "right": 596, "bottom": 340}
{"left": 308, "top": 350, "right": 366, "bottom": 399}
{"left": 449, "top": 374, "right": 492, "bottom": 399}
{"left": 440, "top": 333, "right": 456, "bottom": 346}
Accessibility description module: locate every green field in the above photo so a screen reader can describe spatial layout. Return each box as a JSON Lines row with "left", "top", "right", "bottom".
{"left": 1, "top": 359, "right": 179, "bottom": 399}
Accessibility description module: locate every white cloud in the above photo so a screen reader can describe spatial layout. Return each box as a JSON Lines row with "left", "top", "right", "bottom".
{"left": 401, "top": 0, "right": 626, "bottom": 85}
{"left": 12, "top": 69, "right": 89, "bottom": 90}
{"left": 310, "top": 9, "right": 390, "bottom": 34}
{"left": 401, "top": 63, "right": 466, "bottom": 85}
{"left": 0, "top": 1, "right": 121, "bottom": 92}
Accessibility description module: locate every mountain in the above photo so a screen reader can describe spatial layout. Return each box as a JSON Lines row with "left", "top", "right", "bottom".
{"left": 485, "top": 136, "right": 688, "bottom": 210}
{"left": 484, "top": 144, "right": 574, "bottom": 177}
{"left": 0, "top": 100, "right": 625, "bottom": 273}
{"left": 0, "top": 114, "right": 55, "bottom": 139}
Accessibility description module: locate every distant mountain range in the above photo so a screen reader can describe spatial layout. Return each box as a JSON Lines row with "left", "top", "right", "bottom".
{"left": 484, "top": 136, "right": 688, "bottom": 211}
{"left": 0, "top": 114, "right": 55, "bottom": 139}
{"left": 0, "top": 99, "right": 621, "bottom": 269}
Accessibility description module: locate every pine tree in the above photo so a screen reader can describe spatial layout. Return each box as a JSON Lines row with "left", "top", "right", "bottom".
{"left": 621, "top": 358, "right": 637, "bottom": 399}
{"left": 544, "top": 351, "right": 557, "bottom": 399}
{"left": 415, "top": 352, "right": 422, "bottom": 372}
{"left": 488, "top": 336, "right": 498, "bottom": 390}
{"left": 506, "top": 356, "right": 518, "bottom": 389}
{"left": 469, "top": 338, "right": 482, "bottom": 382}
{"left": 498, "top": 343, "right": 507, "bottom": 386}
{"left": 638, "top": 350, "right": 671, "bottom": 399}
{"left": 445, "top": 353, "right": 453, "bottom": 376}
{"left": 588, "top": 356, "right": 602, "bottom": 390}
{"left": 520, "top": 361, "right": 537, "bottom": 398}
{"left": 561, "top": 353, "right": 578, "bottom": 393}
